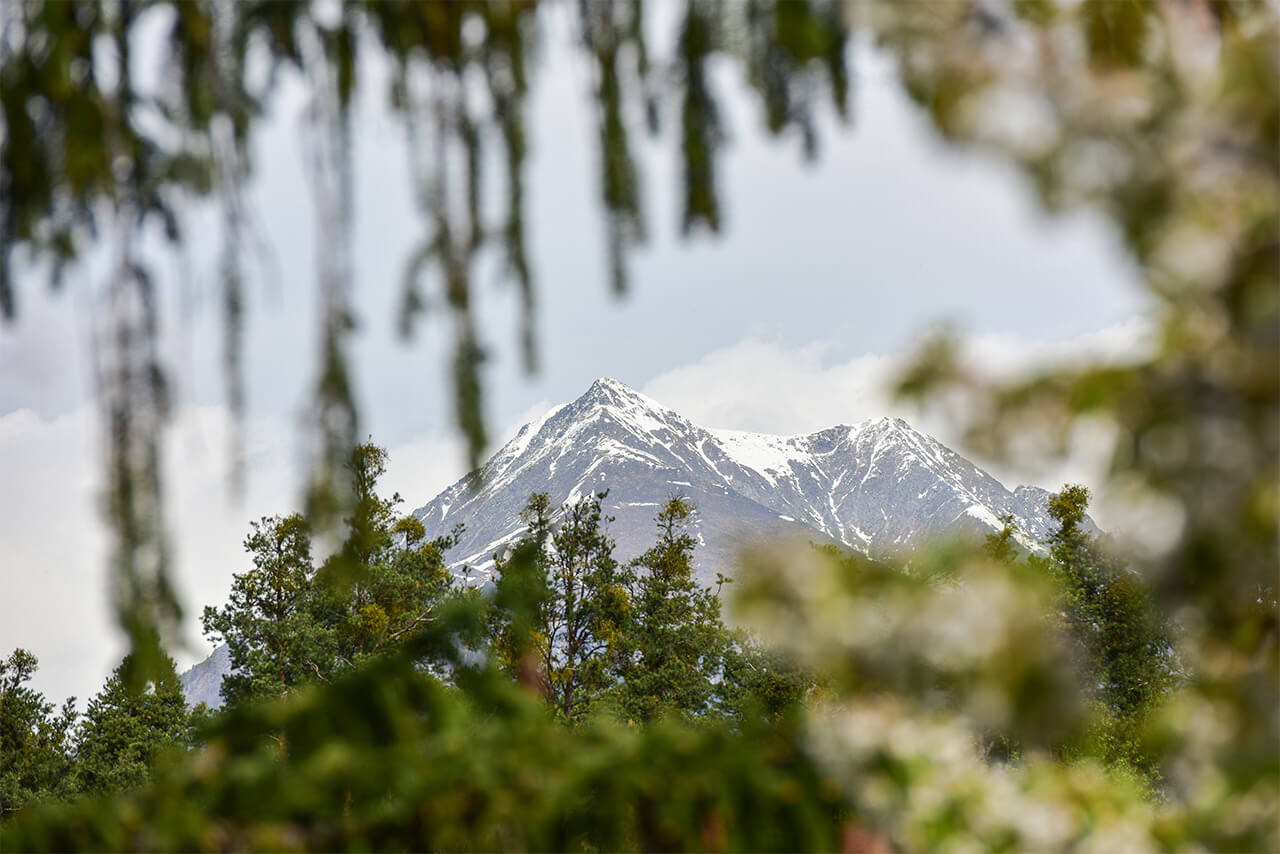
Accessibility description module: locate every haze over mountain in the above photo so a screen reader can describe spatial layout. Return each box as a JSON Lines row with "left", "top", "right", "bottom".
{"left": 411, "top": 378, "right": 1064, "bottom": 588}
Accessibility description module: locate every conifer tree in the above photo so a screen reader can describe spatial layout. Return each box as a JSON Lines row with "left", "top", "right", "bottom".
{"left": 312, "top": 443, "right": 462, "bottom": 667}
{"left": 1044, "top": 486, "right": 1172, "bottom": 724}
{"left": 716, "top": 639, "right": 813, "bottom": 724}
{"left": 984, "top": 513, "right": 1019, "bottom": 564}
{"left": 204, "top": 444, "right": 463, "bottom": 702}
{"left": 613, "top": 497, "right": 726, "bottom": 722}
{"left": 489, "top": 494, "right": 554, "bottom": 680}
{"left": 0, "top": 650, "right": 76, "bottom": 817}
{"left": 1023, "top": 486, "right": 1173, "bottom": 778}
{"left": 202, "top": 513, "right": 321, "bottom": 705}
{"left": 493, "top": 492, "right": 629, "bottom": 721}
{"left": 543, "top": 492, "right": 630, "bottom": 721}
{"left": 73, "top": 655, "right": 191, "bottom": 795}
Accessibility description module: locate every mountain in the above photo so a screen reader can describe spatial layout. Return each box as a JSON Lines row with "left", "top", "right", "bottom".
{"left": 180, "top": 377, "right": 1073, "bottom": 705}
{"left": 411, "top": 377, "right": 1065, "bottom": 587}
{"left": 179, "top": 643, "right": 229, "bottom": 709}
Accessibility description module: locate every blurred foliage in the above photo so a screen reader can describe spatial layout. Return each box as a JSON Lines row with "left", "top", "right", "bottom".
{"left": 0, "top": 0, "right": 1277, "bottom": 850}
{"left": 978, "top": 490, "right": 1178, "bottom": 782}
{"left": 735, "top": 538, "right": 1091, "bottom": 756}
{"left": 883, "top": 1, "right": 1278, "bottom": 848}
{"left": 3, "top": 607, "right": 847, "bottom": 852}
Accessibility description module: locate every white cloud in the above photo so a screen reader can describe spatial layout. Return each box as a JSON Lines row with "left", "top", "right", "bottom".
{"left": 642, "top": 339, "right": 904, "bottom": 436}
{"left": 642, "top": 319, "right": 1151, "bottom": 506}
{"left": 0, "top": 405, "right": 302, "bottom": 705}
{"left": 0, "top": 407, "right": 112, "bottom": 707}
{"left": 960, "top": 318, "right": 1153, "bottom": 382}
{"left": 0, "top": 399, "right": 545, "bottom": 706}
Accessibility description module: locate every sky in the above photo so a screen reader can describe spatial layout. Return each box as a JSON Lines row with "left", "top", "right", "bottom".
{"left": 0, "top": 15, "right": 1148, "bottom": 705}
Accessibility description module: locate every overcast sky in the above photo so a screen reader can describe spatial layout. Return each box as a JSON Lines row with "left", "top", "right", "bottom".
{"left": 0, "top": 18, "right": 1147, "bottom": 705}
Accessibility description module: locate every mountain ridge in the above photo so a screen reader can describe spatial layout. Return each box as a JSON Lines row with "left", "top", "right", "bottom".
{"left": 411, "top": 377, "right": 1065, "bottom": 587}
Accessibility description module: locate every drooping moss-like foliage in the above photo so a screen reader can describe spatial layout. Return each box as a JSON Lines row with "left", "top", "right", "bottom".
{"left": 0, "top": 0, "right": 852, "bottom": 684}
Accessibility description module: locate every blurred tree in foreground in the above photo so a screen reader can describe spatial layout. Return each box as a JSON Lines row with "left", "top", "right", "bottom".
{"left": 981, "top": 488, "right": 1176, "bottom": 786}
{"left": 0, "top": 0, "right": 1277, "bottom": 850}
{"left": 883, "top": 2, "right": 1277, "bottom": 848}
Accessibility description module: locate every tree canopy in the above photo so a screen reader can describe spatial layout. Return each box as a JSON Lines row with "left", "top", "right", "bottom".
{"left": 72, "top": 654, "right": 192, "bottom": 796}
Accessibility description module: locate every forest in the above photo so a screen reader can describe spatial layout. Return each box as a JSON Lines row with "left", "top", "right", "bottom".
{"left": 4, "top": 441, "right": 1184, "bottom": 848}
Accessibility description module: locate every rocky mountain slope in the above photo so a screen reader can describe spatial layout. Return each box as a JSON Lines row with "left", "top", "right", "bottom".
{"left": 178, "top": 643, "right": 229, "bottom": 709}
{"left": 412, "top": 378, "right": 1064, "bottom": 587}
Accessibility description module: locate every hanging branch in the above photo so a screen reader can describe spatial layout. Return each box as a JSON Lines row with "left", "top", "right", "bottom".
{"left": 0, "top": 0, "right": 853, "bottom": 694}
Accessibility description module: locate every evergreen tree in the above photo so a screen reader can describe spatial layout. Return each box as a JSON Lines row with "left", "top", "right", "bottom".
{"left": 325, "top": 522, "right": 461, "bottom": 666}
{"left": 717, "top": 639, "right": 813, "bottom": 724}
{"left": 312, "top": 443, "right": 462, "bottom": 668}
{"left": 543, "top": 492, "right": 630, "bottom": 722}
{"left": 204, "top": 445, "right": 463, "bottom": 703}
{"left": 983, "top": 513, "right": 1019, "bottom": 565}
{"left": 1044, "top": 486, "right": 1172, "bottom": 721}
{"left": 493, "top": 492, "right": 629, "bottom": 721}
{"left": 1046, "top": 486, "right": 1093, "bottom": 574}
{"left": 340, "top": 444, "right": 401, "bottom": 573}
{"left": 0, "top": 650, "right": 76, "bottom": 817}
{"left": 202, "top": 513, "right": 322, "bottom": 705}
{"left": 613, "top": 497, "right": 726, "bottom": 722}
{"left": 489, "top": 494, "right": 554, "bottom": 682}
{"left": 73, "top": 655, "right": 191, "bottom": 795}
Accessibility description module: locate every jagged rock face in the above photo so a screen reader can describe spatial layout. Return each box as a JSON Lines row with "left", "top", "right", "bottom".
{"left": 179, "top": 643, "right": 229, "bottom": 709}
{"left": 412, "top": 377, "right": 1066, "bottom": 587}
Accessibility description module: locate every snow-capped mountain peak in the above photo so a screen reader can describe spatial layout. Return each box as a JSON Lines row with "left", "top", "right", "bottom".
{"left": 183, "top": 381, "right": 1085, "bottom": 707}
{"left": 412, "top": 379, "right": 1069, "bottom": 585}
{"left": 582, "top": 375, "right": 667, "bottom": 410}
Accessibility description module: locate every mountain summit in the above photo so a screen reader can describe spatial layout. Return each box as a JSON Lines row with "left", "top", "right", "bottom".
{"left": 412, "top": 377, "right": 1063, "bottom": 586}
